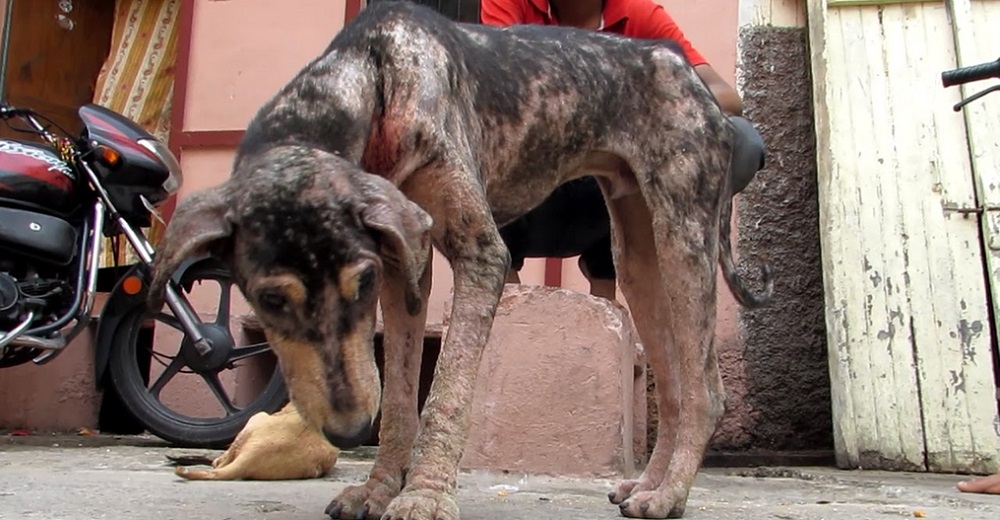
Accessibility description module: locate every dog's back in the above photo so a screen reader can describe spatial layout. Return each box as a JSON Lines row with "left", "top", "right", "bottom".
{"left": 237, "top": 0, "right": 770, "bottom": 307}
{"left": 241, "top": 0, "right": 712, "bottom": 189}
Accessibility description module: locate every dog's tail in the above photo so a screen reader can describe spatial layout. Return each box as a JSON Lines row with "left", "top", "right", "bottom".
{"left": 718, "top": 194, "right": 773, "bottom": 309}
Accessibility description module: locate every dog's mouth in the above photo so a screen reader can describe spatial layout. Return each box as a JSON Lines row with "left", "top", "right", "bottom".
{"left": 265, "top": 329, "right": 382, "bottom": 449}
{"left": 322, "top": 420, "right": 373, "bottom": 449}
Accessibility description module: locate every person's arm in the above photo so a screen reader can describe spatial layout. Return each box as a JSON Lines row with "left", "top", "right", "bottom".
{"left": 480, "top": 0, "right": 527, "bottom": 26}
{"left": 641, "top": 5, "right": 744, "bottom": 116}
{"left": 693, "top": 64, "right": 743, "bottom": 116}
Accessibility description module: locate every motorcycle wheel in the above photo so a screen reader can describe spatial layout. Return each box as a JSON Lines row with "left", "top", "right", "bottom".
{"left": 108, "top": 262, "right": 287, "bottom": 448}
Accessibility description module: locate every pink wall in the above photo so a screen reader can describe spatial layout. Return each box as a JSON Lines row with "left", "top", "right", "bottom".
{"left": 661, "top": 0, "right": 738, "bottom": 81}
{"left": 182, "top": 0, "right": 347, "bottom": 133}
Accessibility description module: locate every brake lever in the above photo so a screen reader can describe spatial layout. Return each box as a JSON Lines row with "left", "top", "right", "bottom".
{"left": 954, "top": 84, "right": 1000, "bottom": 111}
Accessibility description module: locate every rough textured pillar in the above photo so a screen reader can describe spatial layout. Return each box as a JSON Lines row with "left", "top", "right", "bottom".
{"left": 454, "top": 285, "right": 646, "bottom": 477}
{"left": 729, "top": 0, "right": 833, "bottom": 451}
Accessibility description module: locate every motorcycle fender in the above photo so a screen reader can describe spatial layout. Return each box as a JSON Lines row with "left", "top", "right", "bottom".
{"left": 93, "top": 256, "right": 212, "bottom": 387}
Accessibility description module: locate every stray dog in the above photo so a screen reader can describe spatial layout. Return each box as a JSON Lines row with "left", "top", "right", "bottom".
{"left": 149, "top": 2, "right": 772, "bottom": 519}
{"left": 170, "top": 402, "right": 339, "bottom": 481}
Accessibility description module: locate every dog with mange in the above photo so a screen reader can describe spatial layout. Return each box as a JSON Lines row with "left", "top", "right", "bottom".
{"left": 149, "top": 2, "right": 772, "bottom": 519}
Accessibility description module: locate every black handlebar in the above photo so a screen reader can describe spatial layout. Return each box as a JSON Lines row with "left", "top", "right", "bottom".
{"left": 942, "top": 58, "right": 1000, "bottom": 87}
{"left": 0, "top": 101, "right": 29, "bottom": 121}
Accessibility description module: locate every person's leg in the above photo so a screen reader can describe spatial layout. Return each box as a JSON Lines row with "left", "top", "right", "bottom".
{"left": 498, "top": 220, "right": 528, "bottom": 284}
{"left": 729, "top": 115, "right": 766, "bottom": 195}
{"left": 579, "top": 237, "right": 617, "bottom": 301}
{"left": 957, "top": 473, "right": 1000, "bottom": 494}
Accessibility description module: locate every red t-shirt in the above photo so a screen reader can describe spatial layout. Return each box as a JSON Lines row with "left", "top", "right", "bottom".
{"left": 480, "top": 0, "right": 708, "bottom": 67}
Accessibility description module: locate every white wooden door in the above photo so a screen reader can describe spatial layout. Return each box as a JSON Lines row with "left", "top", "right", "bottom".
{"left": 807, "top": 0, "right": 1000, "bottom": 473}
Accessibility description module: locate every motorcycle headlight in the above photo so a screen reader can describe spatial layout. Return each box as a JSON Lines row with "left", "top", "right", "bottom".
{"left": 138, "top": 138, "right": 183, "bottom": 196}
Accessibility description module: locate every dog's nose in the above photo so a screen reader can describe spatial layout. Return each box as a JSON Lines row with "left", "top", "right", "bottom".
{"left": 323, "top": 422, "right": 372, "bottom": 449}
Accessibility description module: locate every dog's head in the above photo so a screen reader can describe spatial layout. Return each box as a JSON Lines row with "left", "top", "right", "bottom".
{"left": 149, "top": 145, "right": 432, "bottom": 448}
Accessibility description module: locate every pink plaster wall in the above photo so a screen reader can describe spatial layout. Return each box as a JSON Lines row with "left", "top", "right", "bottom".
{"left": 0, "top": 326, "right": 102, "bottom": 432}
{"left": 182, "top": 0, "right": 347, "bottom": 131}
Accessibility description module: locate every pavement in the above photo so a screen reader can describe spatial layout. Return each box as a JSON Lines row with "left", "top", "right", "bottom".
{"left": 0, "top": 435, "right": 998, "bottom": 520}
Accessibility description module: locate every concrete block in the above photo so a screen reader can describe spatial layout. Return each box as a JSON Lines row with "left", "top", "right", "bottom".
{"left": 448, "top": 284, "right": 646, "bottom": 478}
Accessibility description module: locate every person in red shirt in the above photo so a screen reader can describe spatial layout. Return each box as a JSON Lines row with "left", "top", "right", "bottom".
{"left": 481, "top": 0, "right": 744, "bottom": 116}
{"left": 485, "top": 0, "right": 766, "bottom": 300}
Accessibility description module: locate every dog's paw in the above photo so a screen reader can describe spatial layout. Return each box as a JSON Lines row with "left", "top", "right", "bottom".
{"left": 617, "top": 487, "right": 689, "bottom": 519}
{"left": 380, "top": 489, "right": 458, "bottom": 520}
{"left": 608, "top": 478, "right": 656, "bottom": 504}
{"left": 326, "top": 478, "right": 401, "bottom": 520}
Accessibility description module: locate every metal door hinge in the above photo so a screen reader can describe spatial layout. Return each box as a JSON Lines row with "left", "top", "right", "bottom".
{"left": 942, "top": 203, "right": 1000, "bottom": 215}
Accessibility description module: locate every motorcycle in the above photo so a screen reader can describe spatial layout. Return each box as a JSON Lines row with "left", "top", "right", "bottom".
{"left": 0, "top": 101, "right": 286, "bottom": 447}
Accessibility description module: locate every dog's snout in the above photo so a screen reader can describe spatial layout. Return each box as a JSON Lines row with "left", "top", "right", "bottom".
{"left": 323, "top": 420, "right": 372, "bottom": 449}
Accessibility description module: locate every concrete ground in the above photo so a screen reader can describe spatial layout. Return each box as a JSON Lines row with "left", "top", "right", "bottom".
{"left": 0, "top": 435, "right": 998, "bottom": 520}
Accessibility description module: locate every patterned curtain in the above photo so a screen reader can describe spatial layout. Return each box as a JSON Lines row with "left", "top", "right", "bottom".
{"left": 91, "top": 0, "right": 179, "bottom": 268}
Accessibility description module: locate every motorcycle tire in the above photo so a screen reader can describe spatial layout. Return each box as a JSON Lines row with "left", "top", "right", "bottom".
{"left": 107, "top": 263, "right": 287, "bottom": 448}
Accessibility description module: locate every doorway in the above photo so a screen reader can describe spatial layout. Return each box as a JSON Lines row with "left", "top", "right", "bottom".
{"left": 0, "top": 0, "right": 116, "bottom": 139}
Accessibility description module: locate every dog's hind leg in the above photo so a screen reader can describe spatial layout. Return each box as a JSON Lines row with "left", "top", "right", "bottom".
{"left": 326, "top": 257, "right": 433, "bottom": 520}
{"left": 600, "top": 189, "right": 683, "bottom": 508}
{"left": 607, "top": 162, "right": 726, "bottom": 518}
{"left": 381, "top": 163, "right": 511, "bottom": 520}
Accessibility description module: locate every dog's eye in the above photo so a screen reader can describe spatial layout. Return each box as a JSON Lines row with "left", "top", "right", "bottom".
{"left": 357, "top": 266, "right": 376, "bottom": 296}
{"left": 256, "top": 291, "right": 290, "bottom": 315}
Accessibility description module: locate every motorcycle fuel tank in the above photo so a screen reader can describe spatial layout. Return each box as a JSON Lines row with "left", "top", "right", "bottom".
{"left": 0, "top": 139, "right": 79, "bottom": 216}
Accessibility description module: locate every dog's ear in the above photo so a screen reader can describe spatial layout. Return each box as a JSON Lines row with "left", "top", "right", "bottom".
{"left": 148, "top": 185, "right": 235, "bottom": 307}
{"left": 354, "top": 173, "right": 433, "bottom": 316}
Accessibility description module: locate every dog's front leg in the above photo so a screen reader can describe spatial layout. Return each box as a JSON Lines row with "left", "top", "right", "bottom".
{"left": 327, "top": 261, "right": 433, "bottom": 520}
{"left": 382, "top": 183, "right": 510, "bottom": 520}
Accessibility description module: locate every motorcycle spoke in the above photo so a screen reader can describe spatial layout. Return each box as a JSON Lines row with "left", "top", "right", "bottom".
{"left": 228, "top": 342, "right": 272, "bottom": 363}
{"left": 215, "top": 280, "right": 233, "bottom": 326}
{"left": 153, "top": 312, "right": 183, "bottom": 332}
{"left": 202, "top": 372, "right": 239, "bottom": 415}
{"left": 149, "top": 355, "right": 185, "bottom": 399}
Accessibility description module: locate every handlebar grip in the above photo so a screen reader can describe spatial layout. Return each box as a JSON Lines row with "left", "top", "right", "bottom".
{"left": 942, "top": 59, "right": 1000, "bottom": 87}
